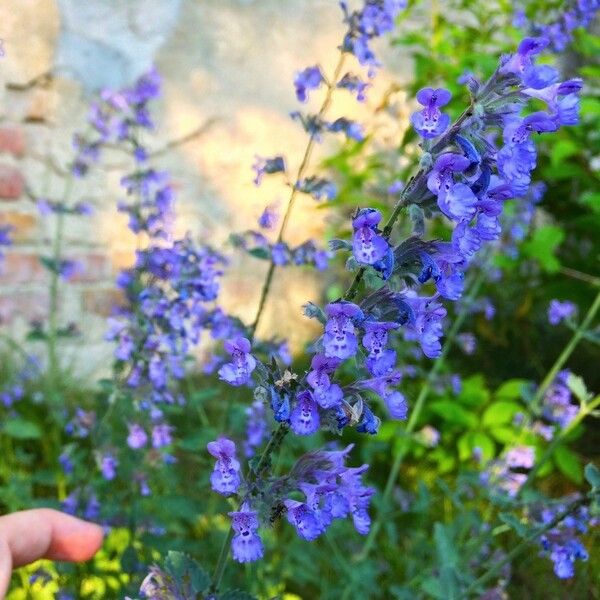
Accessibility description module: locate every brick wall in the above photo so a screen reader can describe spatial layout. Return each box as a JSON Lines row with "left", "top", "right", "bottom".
{"left": 0, "top": 0, "right": 411, "bottom": 377}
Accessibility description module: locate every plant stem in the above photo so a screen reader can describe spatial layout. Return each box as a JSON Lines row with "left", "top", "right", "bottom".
{"left": 559, "top": 266, "right": 600, "bottom": 288}
{"left": 210, "top": 424, "right": 290, "bottom": 592}
{"left": 344, "top": 103, "right": 474, "bottom": 303}
{"left": 47, "top": 175, "right": 74, "bottom": 394}
{"left": 462, "top": 495, "right": 588, "bottom": 596}
{"left": 530, "top": 289, "right": 600, "bottom": 411}
{"left": 354, "top": 268, "right": 487, "bottom": 562}
{"left": 249, "top": 53, "right": 346, "bottom": 339}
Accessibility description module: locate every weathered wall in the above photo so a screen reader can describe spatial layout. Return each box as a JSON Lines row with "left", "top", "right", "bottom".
{"left": 0, "top": 0, "right": 411, "bottom": 379}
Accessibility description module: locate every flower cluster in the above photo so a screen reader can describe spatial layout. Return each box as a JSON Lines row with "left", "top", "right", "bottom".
{"left": 535, "top": 502, "right": 593, "bottom": 578}
{"left": 72, "top": 68, "right": 161, "bottom": 177}
{"left": 341, "top": 0, "right": 408, "bottom": 72}
{"left": 514, "top": 1, "right": 600, "bottom": 52}
{"left": 207, "top": 440, "right": 374, "bottom": 563}
{"left": 108, "top": 236, "right": 227, "bottom": 408}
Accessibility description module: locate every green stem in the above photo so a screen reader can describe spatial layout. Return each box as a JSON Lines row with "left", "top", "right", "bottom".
{"left": 462, "top": 495, "right": 588, "bottom": 596}
{"left": 249, "top": 52, "right": 346, "bottom": 339}
{"left": 344, "top": 103, "right": 474, "bottom": 303}
{"left": 354, "top": 268, "right": 487, "bottom": 563}
{"left": 210, "top": 424, "right": 290, "bottom": 592}
{"left": 531, "top": 289, "right": 600, "bottom": 411}
{"left": 47, "top": 176, "right": 74, "bottom": 394}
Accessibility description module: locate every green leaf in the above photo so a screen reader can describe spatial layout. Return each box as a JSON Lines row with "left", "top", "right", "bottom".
{"left": 499, "top": 512, "right": 528, "bottom": 538}
{"left": 554, "top": 446, "right": 583, "bottom": 485}
{"left": 164, "top": 551, "right": 210, "bottom": 594}
{"left": 457, "top": 431, "right": 495, "bottom": 462}
{"left": 488, "top": 426, "right": 518, "bottom": 445}
{"left": 482, "top": 401, "right": 522, "bottom": 427}
{"left": 522, "top": 225, "right": 565, "bottom": 273}
{"left": 247, "top": 247, "right": 270, "bottom": 260}
{"left": 584, "top": 463, "right": 600, "bottom": 489}
{"left": 550, "top": 139, "right": 578, "bottom": 167}
{"left": 566, "top": 373, "right": 590, "bottom": 404}
{"left": 457, "top": 374, "right": 489, "bottom": 407}
{"left": 495, "top": 379, "right": 529, "bottom": 401}
{"left": 3, "top": 418, "right": 42, "bottom": 439}
{"left": 433, "top": 523, "right": 459, "bottom": 599}
{"left": 429, "top": 400, "right": 478, "bottom": 428}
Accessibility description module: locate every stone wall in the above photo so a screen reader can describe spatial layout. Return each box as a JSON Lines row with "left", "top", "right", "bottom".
{"left": 0, "top": 0, "right": 412, "bottom": 379}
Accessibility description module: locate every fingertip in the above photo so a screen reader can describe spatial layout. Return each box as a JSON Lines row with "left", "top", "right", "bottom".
{"left": 47, "top": 513, "right": 105, "bottom": 562}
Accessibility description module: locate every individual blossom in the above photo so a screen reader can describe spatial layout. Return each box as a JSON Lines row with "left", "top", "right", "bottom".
{"left": 127, "top": 423, "right": 148, "bottom": 449}
{"left": 306, "top": 354, "right": 344, "bottom": 410}
{"left": 151, "top": 423, "right": 173, "bottom": 449}
{"left": 290, "top": 390, "right": 320, "bottom": 435}
{"left": 337, "top": 73, "right": 370, "bottom": 101}
{"left": 295, "top": 176, "right": 337, "bottom": 201}
{"left": 218, "top": 337, "right": 257, "bottom": 387}
{"left": 294, "top": 65, "right": 324, "bottom": 102}
{"left": 207, "top": 437, "right": 241, "bottom": 496}
{"left": 410, "top": 88, "right": 452, "bottom": 139}
{"left": 427, "top": 153, "right": 477, "bottom": 222}
{"left": 258, "top": 204, "right": 279, "bottom": 229}
{"left": 352, "top": 208, "right": 390, "bottom": 266}
{"left": 547, "top": 299, "right": 577, "bottom": 325}
{"left": 229, "top": 504, "right": 264, "bottom": 563}
{"left": 323, "top": 301, "right": 364, "bottom": 360}
{"left": 252, "top": 155, "right": 286, "bottom": 185}
{"left": 284, "top": 499, "right": 324, "bottom": 541}
{"left": 327, "top": 117, "right": 365, "bottom": 141}
{"left": 542, "top": 370, "right": 578, "bottom": 428}
{"left": 100, "top": 454, "right": 118, "bottom": 481}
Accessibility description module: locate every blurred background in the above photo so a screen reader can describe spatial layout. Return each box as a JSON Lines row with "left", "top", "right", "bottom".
{"left": 0, "top": 0, "right": 413, "bottom": 379}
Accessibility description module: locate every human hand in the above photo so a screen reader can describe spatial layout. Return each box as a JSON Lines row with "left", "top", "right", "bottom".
{"left": 0, "top": 509, "right": 103, "bottom": 597}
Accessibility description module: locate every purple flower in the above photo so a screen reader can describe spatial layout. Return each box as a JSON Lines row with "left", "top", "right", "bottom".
{"left": 294, "top": 66, "right": 324, "bottom": 102}
{"left": 362, "top": 321, "right": 399, "bottom": 361}
{"left": 252, "top": 156, "right": 286, "bottom": 185}
{"left": 218, "top": 337, "right": 257, "bottom": 386}
{"left": 229, "top": 504, "right": 264, "bottom": 563}
{"left": 284, "top": 499, "right": 323, "bottom": 540}
{"left": 352, "top": 208, "right": 389, "bottom": 265}
{"left": 548, "top": 300, "right": 577, "bottom": 325}
{"left": 58, "top": 259, "right": 83, "bottom": 281}
{"left": 258, "top": 204, "right": 278, "bottom": 229}
{"left": 100, "top": 454, "right": 118, "bottom": 481}
{"left": 410, "top": 88, "right": 452, "bottom": 138}
{"left": 543, "top": 370, "right": 578, "bottom": 428}
{"left": 151, "top": 423, "right": 173, "bottom": 448}
{"left": 505, "top": 446, "right": 535, "bottom": 469}
{"left": 323, "top": 301, "right": 364, "bottom": 359}
{"left": 290, "top": 390, "right": 320, "bottom": 435}
{"left": 207, "top": 437, "right": 241, "bottom": 496}
{"left": 337, "top": 73, "right": 370, "bottom": 101}
{"left": 328, "top": 118, "right": 365, "bottom": 141}
{"left": 499, "top": 37, "right": 549, "bottom": 78}
{"left": 127, "top": 423, "right": 148, "bottom": 449}
{"left": 307, "top": 354, "right": 343, "bottom": 409}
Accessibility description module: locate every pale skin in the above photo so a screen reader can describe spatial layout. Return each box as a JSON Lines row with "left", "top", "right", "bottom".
{"left": 0, "top": 509, "right": 103, "bottom": 598}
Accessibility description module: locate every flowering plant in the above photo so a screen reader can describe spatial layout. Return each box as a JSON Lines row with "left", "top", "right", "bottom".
{"left": 0, "top": 1, "right": 599, "bottom": 599}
